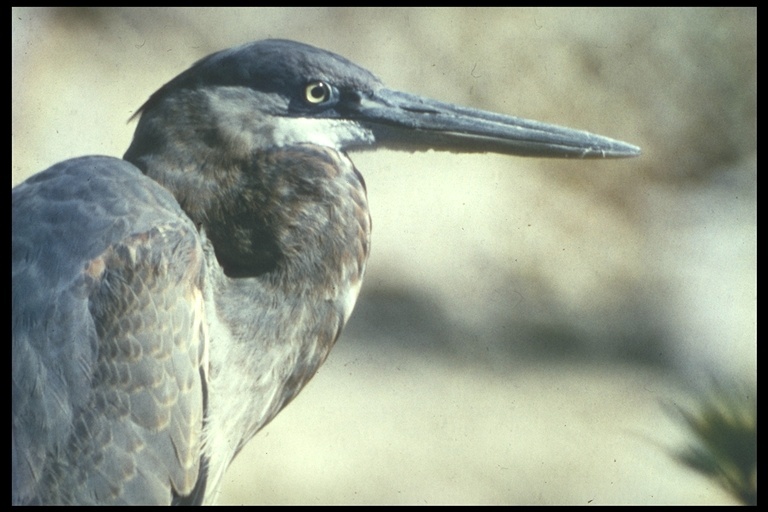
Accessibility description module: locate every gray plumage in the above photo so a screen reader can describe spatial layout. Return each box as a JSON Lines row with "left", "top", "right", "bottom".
{"left": 12, "top": 39, "right": 639, "bottom": 505}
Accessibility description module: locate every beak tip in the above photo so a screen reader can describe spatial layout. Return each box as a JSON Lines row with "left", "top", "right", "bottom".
{"left": 589, "top": 138, "right": 641, "bottom": 159}
{"left": 617, "top": 142, "right": 642, "bottom": 158}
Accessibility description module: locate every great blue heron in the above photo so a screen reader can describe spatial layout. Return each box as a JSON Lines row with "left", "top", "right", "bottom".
{"left": 12, "top": 39, "right": 640, "bottom": 505}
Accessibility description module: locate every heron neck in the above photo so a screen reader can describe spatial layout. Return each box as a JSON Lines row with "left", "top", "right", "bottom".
{"left": 125, "top": 138, "right": 370, "bottom": 497}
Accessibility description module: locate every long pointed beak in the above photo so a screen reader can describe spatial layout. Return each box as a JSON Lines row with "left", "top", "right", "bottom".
{"left": 348, "top": 88, "right": 640, "bottom": 159}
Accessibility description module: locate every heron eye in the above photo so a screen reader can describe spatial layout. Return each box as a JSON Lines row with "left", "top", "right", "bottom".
{"left": 304, "top": 81, "right": 333, "bottom": 105}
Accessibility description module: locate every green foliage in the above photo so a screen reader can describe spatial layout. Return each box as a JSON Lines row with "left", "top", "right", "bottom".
{"left": 672, "top": 382, "right": 756, "bottom": 505}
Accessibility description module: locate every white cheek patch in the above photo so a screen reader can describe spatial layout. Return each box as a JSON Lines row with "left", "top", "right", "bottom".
{"left": 269, "top": 117, "right": 375, "bottom": 150}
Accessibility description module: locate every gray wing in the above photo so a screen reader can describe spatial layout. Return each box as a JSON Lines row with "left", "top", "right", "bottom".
{"left": 12, "top": 156, "right": 208, "bottom": 505}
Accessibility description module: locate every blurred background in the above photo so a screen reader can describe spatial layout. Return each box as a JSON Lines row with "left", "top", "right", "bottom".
{"left": 12, "top": 7, "right": 755, "bottom": 504}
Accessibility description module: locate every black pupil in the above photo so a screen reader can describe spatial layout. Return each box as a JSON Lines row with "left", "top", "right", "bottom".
{"left": 310, "top": 84, "right": 326, "bottom": 101}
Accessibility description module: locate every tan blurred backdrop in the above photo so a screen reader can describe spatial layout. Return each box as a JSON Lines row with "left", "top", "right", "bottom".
{"left": 12, "top": 7, "right": 755, "bottom": 504}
